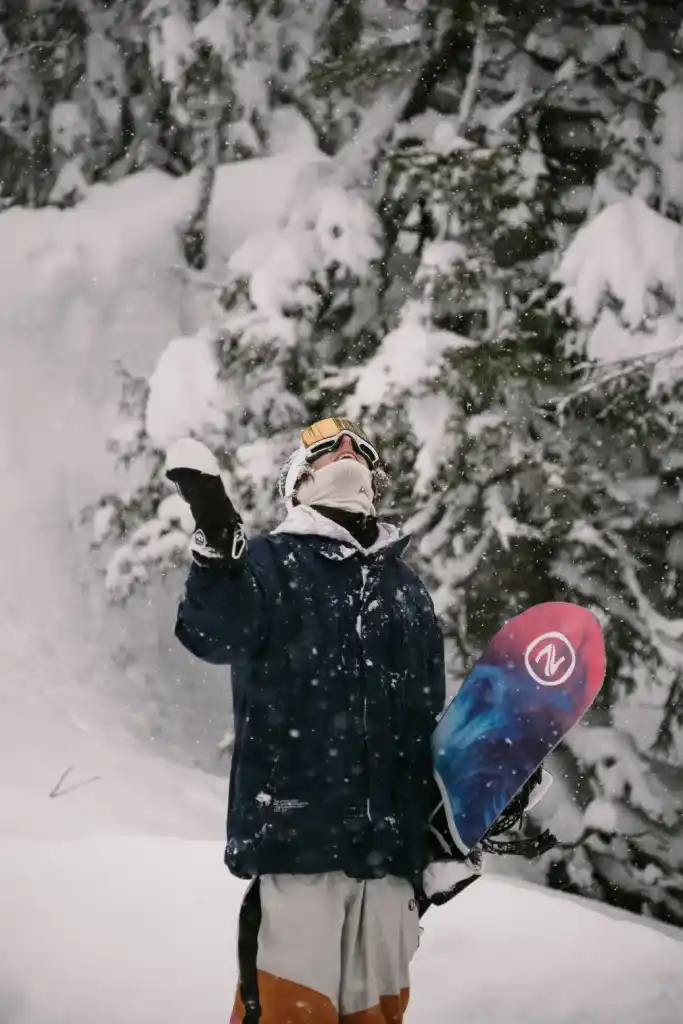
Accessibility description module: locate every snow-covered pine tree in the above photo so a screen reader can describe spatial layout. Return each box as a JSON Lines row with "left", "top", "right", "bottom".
{"left": 537, "top": 9, "right": 683, "bottom": 925}
{"left": 544, "top": 195, "right": 683, "bottom": 922}
{"left": 93, "top": 122, "right": 386, "bottom": 597}
{"left": 0, "top": 0, "right": 374, "bottom": 208}
{"left": 88, "top": 0, "right": 466, "bottom": 589}
{"left": 347, "top": 3, "right": 683, "bottom": 924}
{"left": 93, "top": 1, "right": 683, "bottom": 924}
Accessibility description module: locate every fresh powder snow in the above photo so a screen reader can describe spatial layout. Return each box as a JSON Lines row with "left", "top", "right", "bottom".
{"left": 0, "top": 143, "right": 324, "bottom": 751}
{"left": 1, "top": 700, "right": 681, "bottom": 1024}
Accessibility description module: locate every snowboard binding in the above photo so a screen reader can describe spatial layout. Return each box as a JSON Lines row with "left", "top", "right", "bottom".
{"left": 479, "top": 768, "right": 557, "bottom": 858}
{"left": 428, "top": 765, "right": 557, "bottom": 865}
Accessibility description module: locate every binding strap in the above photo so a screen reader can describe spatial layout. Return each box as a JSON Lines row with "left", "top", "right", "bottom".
{"left": 237, "top": 879, "right": 263, "bottom": 1023}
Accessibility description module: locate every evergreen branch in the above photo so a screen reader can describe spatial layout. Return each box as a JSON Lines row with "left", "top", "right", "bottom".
{"left": 557, "top": 824, "right": 673, "bottom": 859}
{"left": 652, "top": 674, "right": 683, "bottom": 754}
{"left": 493, "top": 55, "right": 598, "bottom": 134}
{"left": 336, "top": 80, "right": 419, "bottom": 185}
{"left": 574, "top": 338, "right": 683, "bottom": 374}
{"left": 579, "top": 527, "right": 683, "bottom": 697}
{"left": 606, "top": 531, "right": 683, "bottom": 647}
{"left": 307, "top": 39, "right": 422, "bottom": 99}
{"left": 561, "top": 525, "right": 683, "bottom": 668}
{"left": 553, "top": 342, "right": 683, "bottom": 418}
{"left": 448, "top": 527, "right": 494, "bottom": 588}
{"left": 0, "top": 33, "right": 77, "bottom": 65}
{"left": 455, "top": 23, "right": 487, "bottom": 134}
{"left": 178, "top": 114, "right": 223, "bottom": 271}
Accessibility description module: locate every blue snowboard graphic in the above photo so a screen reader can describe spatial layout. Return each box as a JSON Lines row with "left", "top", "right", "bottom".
{"left": 432, "top": 602, "right": 606, "bottom": 854}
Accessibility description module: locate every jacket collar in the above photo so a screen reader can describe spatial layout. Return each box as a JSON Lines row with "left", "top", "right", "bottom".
{"left": 272, "top": 503, "right": 411, "bottom": 560}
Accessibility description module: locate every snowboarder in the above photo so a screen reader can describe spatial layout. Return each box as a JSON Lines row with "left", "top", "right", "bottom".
{"left": 167, "top": 417, "right": 479, "bottom": 1024}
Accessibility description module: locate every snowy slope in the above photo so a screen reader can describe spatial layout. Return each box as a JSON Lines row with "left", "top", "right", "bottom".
{"left": 0, "top": 144, "right": 324, "bottom": 757}
{"left": 0, "top": 704, "right": 681, "bottom": 1024}
{"left": 3, "top": 840, "right": 682, "bottom": 1024}
{"left": 0, "top": 701, "right": 226, "bottom": 841}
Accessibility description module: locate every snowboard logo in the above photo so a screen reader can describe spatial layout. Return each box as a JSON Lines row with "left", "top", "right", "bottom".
{"left": 524, "top": 631, "right": 576, "bottom": 687}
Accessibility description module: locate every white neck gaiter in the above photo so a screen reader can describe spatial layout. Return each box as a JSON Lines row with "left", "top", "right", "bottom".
{"left": 296, "top": 459, "right": 375, "bottom": 516}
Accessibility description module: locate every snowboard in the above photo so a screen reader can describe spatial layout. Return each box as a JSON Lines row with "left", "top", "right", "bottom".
{"left": 432, "top": 602, "right": 606, "bottom": 855}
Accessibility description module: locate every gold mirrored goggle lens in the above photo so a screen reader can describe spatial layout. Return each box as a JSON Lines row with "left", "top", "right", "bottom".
{"left": 301, "top": 417, "right": 370, "bottom": 448}
{"left": 300, "top": 418, "right": 379, "bottom": 466}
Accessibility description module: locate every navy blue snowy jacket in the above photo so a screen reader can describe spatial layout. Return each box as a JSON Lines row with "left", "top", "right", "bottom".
{"left": 175, "top": 504, "right": 445, "bottom": 886}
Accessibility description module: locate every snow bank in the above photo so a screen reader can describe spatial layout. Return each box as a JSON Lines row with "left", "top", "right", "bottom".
{"left": 0, "top": 840, "right": 681, "bottom": 1024}
{"left": 0, "top": 146, "right": 322, "bottom": 744}
{"left": 0, "top": 702, "right": 681, "bottom": 1024}
{"left": 0, "top": 701, "right": 225, "bottom": 841}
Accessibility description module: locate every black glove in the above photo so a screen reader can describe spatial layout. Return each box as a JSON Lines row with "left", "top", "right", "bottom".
{"left": 165, "top": 438, "right": 246, "bottom": 570}
{"left": 421, "top": 794, "right": 484, "bottom": 910}
{"left": 421, "top": 846, "right": 484, "bottom": 909}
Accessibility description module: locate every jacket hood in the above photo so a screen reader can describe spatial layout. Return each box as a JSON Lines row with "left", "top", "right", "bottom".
{"left": 272, "top": 503, "right": 409, "bottom": 559}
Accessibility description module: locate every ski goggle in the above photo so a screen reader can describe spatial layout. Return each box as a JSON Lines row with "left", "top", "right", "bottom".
{"left": 300, "top": 417, "right": 380, "bottom": 468}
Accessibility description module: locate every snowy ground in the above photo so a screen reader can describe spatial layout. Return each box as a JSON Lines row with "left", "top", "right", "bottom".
{"left": 1, "top": 702, "right": 682, "bottom": 1024}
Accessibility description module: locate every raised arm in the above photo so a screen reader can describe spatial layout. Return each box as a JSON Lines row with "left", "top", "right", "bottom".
{"left": 167, "top": 438, "right": 273, "bottom": 664}
{"left": 175, "top": 553, "right": 270, "bottom": 665}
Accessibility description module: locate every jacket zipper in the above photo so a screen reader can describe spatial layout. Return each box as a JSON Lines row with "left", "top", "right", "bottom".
{"left": 357, "top": 562, "right": 372, "bottom": 821}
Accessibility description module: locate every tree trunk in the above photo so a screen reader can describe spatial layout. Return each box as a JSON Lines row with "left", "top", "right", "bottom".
{"left": 180, "top": 120, "right": 220, "bottom": 271}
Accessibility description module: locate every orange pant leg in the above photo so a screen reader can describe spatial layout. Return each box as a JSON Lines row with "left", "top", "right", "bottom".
{"left": 340, "top": 987, "right": 410, "bottom": 1023}
{"left": 231, "top": 970, "right": 339, "bottom": 1023}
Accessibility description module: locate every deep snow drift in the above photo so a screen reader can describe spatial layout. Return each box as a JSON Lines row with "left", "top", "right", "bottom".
{"left": 0, "top": 142, "right": 325, "bottom": 759}
{"left": 1, "top": 703, "right": 681, "bottom": 1024}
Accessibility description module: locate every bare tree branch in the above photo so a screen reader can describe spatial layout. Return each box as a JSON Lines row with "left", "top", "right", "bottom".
{"left": 49, "top": 766, "right": 72, "bottom": 798}
{"left": 179, "top": 117, "right": 221, "bottom": 270}
{"left": 49, "top": 766, "right": 101, "bottom": 799}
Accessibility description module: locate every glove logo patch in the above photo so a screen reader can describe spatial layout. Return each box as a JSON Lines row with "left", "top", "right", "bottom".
{"left": 524, "top": 631, "right": 576, "bottom": 687}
